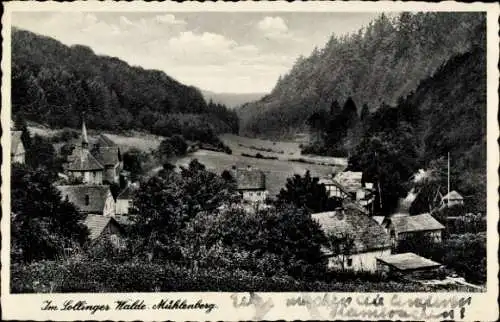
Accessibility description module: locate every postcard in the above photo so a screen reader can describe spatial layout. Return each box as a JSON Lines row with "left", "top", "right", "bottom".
{"left": 1, "top": 1, "right": 499, "bottom": 321}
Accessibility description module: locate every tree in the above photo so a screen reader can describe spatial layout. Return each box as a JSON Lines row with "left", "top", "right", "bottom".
{"left": 27, "top": 135, "right": 61, "bottom": 175}
{"left": 360, "top": 103, "right": 370, "bottom": 121}
{"left": 11, "top": 164, "right": 89, "bottom": 263}
{"left": 129, "top": 159, "right": 239, "bottom": 262}
{"left": 277, "top": 170, "right": 341, "bottom": 213}
{"left": 182, "top": 203, "right": 327, "bottom": 279}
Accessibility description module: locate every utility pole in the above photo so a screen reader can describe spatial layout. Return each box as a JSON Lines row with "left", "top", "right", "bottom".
{"left": 447, "top": 152, "right": 450, "bottom": 196}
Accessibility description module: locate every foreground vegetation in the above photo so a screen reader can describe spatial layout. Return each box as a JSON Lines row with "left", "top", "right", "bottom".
{"left": 11, "top": 156, "right": 486, "bottom": 292}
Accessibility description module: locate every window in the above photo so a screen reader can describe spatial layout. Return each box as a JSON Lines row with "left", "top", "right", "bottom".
{"left": 85, "top": 194, "right": 90, "bottom": 206}
{"left": 128, "top": 200, "right": 133, "bottom": 207}
{"left": 347, "top": 258, "right": 353, "bottom": 267}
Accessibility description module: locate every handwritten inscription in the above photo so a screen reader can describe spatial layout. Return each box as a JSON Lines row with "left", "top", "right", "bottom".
{"left": 231, "top": 293, "right": 274, "bottom": 320}
{"left": 286, "top": 294, "right": 472, "bottom": 320}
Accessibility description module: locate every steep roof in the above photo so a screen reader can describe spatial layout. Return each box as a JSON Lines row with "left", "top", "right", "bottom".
{"left": 65, "top": 147, "right": 104, "bottom": 171}
{"left": 83, "top": 214, "right": 121, "bottom": 240}
{"left": 93, "top": 146, "right": 120, "bottom": 166}
{"left": 117, "top": 185, "right": 136, "bottom": 200}
{"left": 442, "top": 190, "right": 464, "bottom": 200}
{"left": 11, "top": 131, "right": 24, "bottom": 155}
{"left": 388, "top": 213, "right": 445, "bottom": 233}
{"left": 376, "top": 252, "right": 442, "bottom": 271}
{"left": 333, "top": 171, "right": 363, "bottom": 193}
{"left": 96, "top": 134, "right": 118, "bottom": 147}
{"left": 235, "top": 167, "right": 266, "bottom": 190}
{"left": 312, "top": 204, "right": 391, "bottom": 254}
{"left": 56, "top": 185, "right": 112, "bottom": 213}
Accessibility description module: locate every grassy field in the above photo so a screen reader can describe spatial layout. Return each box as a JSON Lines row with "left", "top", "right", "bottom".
{"left": 28, "top": 124, "right": 164, "bottom": 153}
{"left": 28, "top": 124, "right": 345, "bottom": 195}
{"left": 175, "top": 134, "right": 345, "bottom": 196}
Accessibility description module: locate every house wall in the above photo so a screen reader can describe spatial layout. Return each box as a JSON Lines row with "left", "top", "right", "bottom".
{"left": 70, "top": 170, "right": 103, "bottom": 184}
{"left": 242, "top": 190, "right": 268, "bottom": 203}
{"left": 328, "top": 248, "right": 391, "bottom": 273}
{"left": 116, "top": 198, "right": 131, "bottom": 215}
{"left": 103, "top": 192, "right": 116, "bottom": 217}
{"left": 104, "top": 164, "right": 120, "bottom": 183}
{"left": 396, "top": 230, "right": 443, "bottom": 243}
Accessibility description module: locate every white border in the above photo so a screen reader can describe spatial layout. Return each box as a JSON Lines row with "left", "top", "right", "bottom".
{"left": 2, "top": 2, "right": 499, "bottom": 321}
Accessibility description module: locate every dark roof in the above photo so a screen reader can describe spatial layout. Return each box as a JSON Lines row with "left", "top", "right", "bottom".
{"left": 117, "top": 185, "right": 136, "bottom": 200}
{"left": 65, "top": 147, "right": 104, "bottom": 171}
{"left": 388, "top": 213, "right": 445, "bottom": 233}
{"left": 83, "top": 214, "right": 121, "bottom": 240}
{"left": 333, "top": 171, "right": 363, "bottom": 193}
{"left": 56, "top": 185, "right": 112, "bottom": 213}
{"left": 376, "top": 252, "right": 442, "bottom": 271}
{"left": 96, "top": 134, "right": 118, "bottom": 147}
{"left": 11, "top": 131, "right": 24, "bottom": 155}
{"left": 235, "top": 167, "right": 266, "bottom": 190}
{"left": 93, "top": 146, "right": 120, "bottom": 165}
{"left": 312, "top": 204, "right": 391, "bottom": 254}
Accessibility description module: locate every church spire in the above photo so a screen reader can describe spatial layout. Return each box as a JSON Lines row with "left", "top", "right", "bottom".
{"left": 81, "top": 114, "right": 89, "bottom": 149}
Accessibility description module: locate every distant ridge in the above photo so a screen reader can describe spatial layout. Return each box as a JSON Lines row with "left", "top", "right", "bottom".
{"left": 201, "top": 90, "right": 267, "bottom": 109}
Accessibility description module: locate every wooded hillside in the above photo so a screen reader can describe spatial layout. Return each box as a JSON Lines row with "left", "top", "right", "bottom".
{"left": 11, "top": 28, "right": 239, "bottom": 140}
{"left": 238, "top": 12, "right": 485, "bottom": 138}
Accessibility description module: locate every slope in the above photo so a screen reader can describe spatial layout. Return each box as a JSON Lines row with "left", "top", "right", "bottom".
{"left": 11, "top": 28, "right": 239, "bottom": 139}
{"left": 238, "top": 12, "right": 485, "bottom": 138}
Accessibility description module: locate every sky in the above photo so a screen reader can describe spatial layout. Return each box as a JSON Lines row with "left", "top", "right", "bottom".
{"left": 12, "top": 12, "right": 380, "bottom": 94}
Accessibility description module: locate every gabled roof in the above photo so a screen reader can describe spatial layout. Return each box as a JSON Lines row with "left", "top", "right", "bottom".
{"left": 312, "top": 204, "right": 391, "bottom": 254}
{"left": 117, "top": 185, "right": 136, "bottom": 200}
{"left": 65, "top": 147, "right": 104, "bottom": 171}
{"left": 442, "top": 190, "right": 463, "bottom": 201}
{"left": 376, "top": 252, "right": 442, "bottom": 271}
{"left": 235, "top": 167, "right": 266, "bottom": 190}
{"left": 95, "top": 134, "right": 118, "bottom": 147}
{"left": 83, "top": 214, "right": 121, "bottom": 240}
{"left": 56, "top": 185, "right": 112, "bottom": 213}
{"left": 387, "top": 213, "right": 445, "bottom": 233}
{"left": 93, "top": 146, "right": 120, "bottom": 166}
{"left": 11, "top": 131, "right": 24, "bottom": 155}
{"left": 333, "top": 171, "right": 363, "bottom": 193}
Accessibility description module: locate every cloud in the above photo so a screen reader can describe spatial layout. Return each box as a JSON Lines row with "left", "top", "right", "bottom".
{"left": 256, "top": 16, "right": 290, "bottom": 39}
{"left": 154, "top": 14, "right": 186, "bottom": 25}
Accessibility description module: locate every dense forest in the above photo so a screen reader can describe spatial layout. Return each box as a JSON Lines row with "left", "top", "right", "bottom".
{"left": 11, "top": 28, "right": 239, "bottom": 142}
{"left": 238, "top": 12, "right": 485, "bottom": 138}
{"left": 305, "top": 43, "right": 486, "bottom": 215}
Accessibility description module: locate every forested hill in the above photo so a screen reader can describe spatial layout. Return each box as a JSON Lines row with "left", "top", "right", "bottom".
{"left": 238, "top": 12, "right": 485, "bottom": 138}
{"left": 11, "top": 28, "right": 239, "bottom": 140}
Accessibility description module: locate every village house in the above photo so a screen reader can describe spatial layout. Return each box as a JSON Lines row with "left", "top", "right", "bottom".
{"left": 376, "top": 252, "right": 443, "bottom": 279}
{"left": 320, "top": 172, "right": 375, "bottom": 212}
{"left": 63, "top": 120, "right": 122, "bottom": 184}
{"left": 234, "top": 166, "right": 268, "bottom": 204}
{"left": 56, "top": 184, "right": 116, "bottom": 217}
{"left": 115, "top": 184, "right": 136, "bottom": 215}
{"left": 11, "top": 131, "right": 26, "bottom": 164}
{"left": 382, "top": 213, "right": 445, "bottom": 248}
{"left": 312, "top": 204, "right": 392, "bottom": 273}
{"left": 63, "top": 120, "right": 104, "bottom": 184}
{"left": 439, "top": 190, "right": 464, "bottom": 208}
{"left": 83, "top": 214, "right": 125, "bottom": 248}
{"left": 91, "top": 134, "right": 123, "bottom": 184}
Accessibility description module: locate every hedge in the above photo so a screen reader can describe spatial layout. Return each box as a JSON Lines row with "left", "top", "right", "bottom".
{"left": 10, "top": 259, "right": 473, "bottom": 293}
